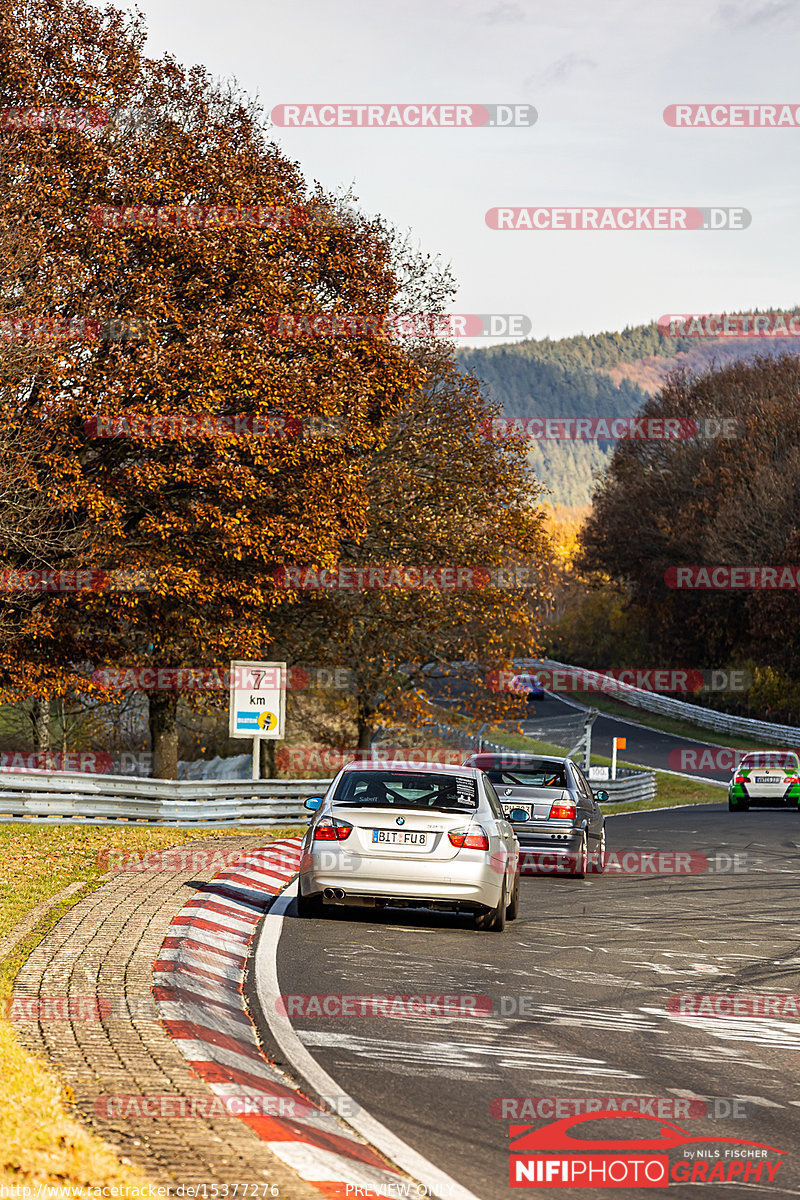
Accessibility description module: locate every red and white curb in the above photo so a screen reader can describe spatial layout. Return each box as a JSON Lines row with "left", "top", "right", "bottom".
{"left": 153, "top": 838, "right": 408, "bottom": 1199}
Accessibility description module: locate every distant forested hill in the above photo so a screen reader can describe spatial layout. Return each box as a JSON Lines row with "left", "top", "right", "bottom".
{"left": 459, "top": 319, "right": 800, "bottom": 506}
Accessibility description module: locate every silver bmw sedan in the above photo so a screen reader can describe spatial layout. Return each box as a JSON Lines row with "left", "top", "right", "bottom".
{"left": 296, "top": 761, "right": 520, "bottom": 931}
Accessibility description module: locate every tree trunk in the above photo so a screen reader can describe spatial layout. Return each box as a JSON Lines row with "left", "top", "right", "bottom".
{"left": 356, "top": 705, "right": 373, "bottom": 750}
{"left": 32, "top": 696, "right": 50, "bottom": 757}
{"left": 260, "top": 738, "right": 278, "bottom": 778}
{"left": 149, "top": 693, "right": 179, "bottom": 779}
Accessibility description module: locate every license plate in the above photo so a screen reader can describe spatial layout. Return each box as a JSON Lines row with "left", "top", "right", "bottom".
{"left": 502, "top": 804, "right": 532, "bottom": 820}
{"left": 755, "top": 777, "right": 782, "bottom": 784}
{"left": 372, "top": 830, "right": 429, "bottom": 846}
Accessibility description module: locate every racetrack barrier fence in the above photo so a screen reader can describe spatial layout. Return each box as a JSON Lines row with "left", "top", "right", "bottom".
{"left": 531, "top": 658, "right": 800, "bottom": 748}
{"left": 0, "top": 770, "right": 328, "bottom": 825}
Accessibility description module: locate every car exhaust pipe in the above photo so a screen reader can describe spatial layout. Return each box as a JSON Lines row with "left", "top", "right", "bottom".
{"left": 323, "top": 888, "right": 346, "bottom": 900}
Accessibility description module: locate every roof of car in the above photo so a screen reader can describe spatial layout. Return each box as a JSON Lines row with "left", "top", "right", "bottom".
{"left": 463, "top": 752, "right": 568, "bottom": 769}
{"left": 340, "top": 760, "right": 485, "bottom": 778}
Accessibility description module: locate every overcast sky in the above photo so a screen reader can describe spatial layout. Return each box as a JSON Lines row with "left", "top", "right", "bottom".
{"left": 125, "top": 0, "right": 798, "bottom": 342}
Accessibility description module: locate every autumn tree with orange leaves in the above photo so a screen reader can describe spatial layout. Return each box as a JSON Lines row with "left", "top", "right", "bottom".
{"left": 266, "top": 338, "right": 552, "bottom": 749}
{"left": 0, "top": 0, "right": 434, "bottom": 774}
{"left": 0, "top": 0, "right": 554, "bottom": 775}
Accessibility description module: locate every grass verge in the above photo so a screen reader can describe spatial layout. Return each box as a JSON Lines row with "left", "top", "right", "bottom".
{"left": 0, "top": 824, "right": 303, "bottom": 1192}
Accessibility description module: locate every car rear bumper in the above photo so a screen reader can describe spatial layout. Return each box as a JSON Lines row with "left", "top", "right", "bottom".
{"left": 298, "top": 849, "right": 505, "bottom": 909}
{"left": 515, "top": 829, "right": 588, "bottom": 873}
{"left": 729, "top": 784, "right": 800, "bottom": 806}
{"left": 515, "top": 828, "right": 585, "bottom": 849}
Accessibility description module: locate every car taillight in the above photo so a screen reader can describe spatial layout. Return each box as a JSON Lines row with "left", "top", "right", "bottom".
{"left": 313, "top": 818, "right": 352, "bottom": 841}
{"left": 734, "top": 775, "right": 746, "bottom": 784}
{"left": 448, "top": 826, "right": 490, "bottom": 851}
{"left": 786, "top": 776, "right": 800, "bottom": 784}
{"left": 549, "top": 801, "right": 577, "bottom": 820}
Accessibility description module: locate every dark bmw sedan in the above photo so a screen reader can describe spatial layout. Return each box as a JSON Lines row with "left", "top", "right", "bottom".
{"left": 462, "top": 752, "right": 607, "bottom": 877}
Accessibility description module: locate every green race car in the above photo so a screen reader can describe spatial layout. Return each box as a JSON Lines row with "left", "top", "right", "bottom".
{"left": 728, "top": 750, "right": 800, "bottom": 812}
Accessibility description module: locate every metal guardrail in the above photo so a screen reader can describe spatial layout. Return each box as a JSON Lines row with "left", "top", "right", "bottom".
{"left": 539, "top": 659, "right": 800, "bottom": 748}
{"left": 0, "top": 769, "right": 331, "bottom": 825}
{"left": 0, "top": 740, "right": 659, "bottom": 820}
{"left": 591, "top": 773, "right": 657, "bottom": 803}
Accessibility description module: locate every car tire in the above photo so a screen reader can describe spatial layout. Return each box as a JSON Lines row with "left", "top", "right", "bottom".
{"left": 296, "top": 888, "right": 324, "bottom": 917}
{"left": 506, "top": 869, "right": 520, "bottom": 920}
{"left": 728, "top": 798, "right": 749, "bottom": 812}
{"left": 572, "top": 833, "right": 588, "bottom": 879}
{"left": 475, "top": 877, "right": 507, "bottom": 932}
{"left": 591, "top": 827, "right": 606, "bottom": 874}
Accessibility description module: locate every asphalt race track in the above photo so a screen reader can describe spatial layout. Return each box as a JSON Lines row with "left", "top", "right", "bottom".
{"left": 523, "top": 692, "right": 734, "bottom": 784}
{"left": 259, "top": 804, "right": 800, "bottom": 1199}
{"left": 424, "top": 670, "right": 736, "bottom": 784}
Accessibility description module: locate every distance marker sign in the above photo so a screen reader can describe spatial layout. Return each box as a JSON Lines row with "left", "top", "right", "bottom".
{"left": 229, "top": 661, "right": 286, "bottom": 740}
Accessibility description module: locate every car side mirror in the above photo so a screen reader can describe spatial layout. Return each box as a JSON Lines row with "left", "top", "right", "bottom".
{"left": 509, "top": 808, "right": 530, "bottom": 822}
{"left": 304, "top": 796, "right": 323, "bottom": 811}
{"left": 595, "top": 790, "right": 609, "bottom": 803}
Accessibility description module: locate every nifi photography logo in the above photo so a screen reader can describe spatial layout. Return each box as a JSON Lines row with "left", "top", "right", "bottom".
{"left": 508, "top": 1110, "right": 784, "bottom": 1188}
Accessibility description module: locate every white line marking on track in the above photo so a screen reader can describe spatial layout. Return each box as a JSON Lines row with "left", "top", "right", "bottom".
{"left": 254, "top": 883, "right": 484, "bottom": 1200}
{"left": 265, "top": 1142, "right": 405, "bottom": 1189}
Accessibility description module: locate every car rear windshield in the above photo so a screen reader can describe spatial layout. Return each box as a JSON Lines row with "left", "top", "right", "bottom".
{"left": 741, "top": 753, "right": 800, "bottom": 771}
{"left": 486, "top": 764, "right": 567, "bottom": 788}
{"left": 333, "top": 771, "right": 478, "bottom": 811}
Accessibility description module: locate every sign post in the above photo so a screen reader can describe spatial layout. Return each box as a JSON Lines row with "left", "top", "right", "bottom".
{"left": 229, "top": 661, "right": 287, "bottom": 779}
{"left": 611, "top": 736, "right": 626, "bottom": 781}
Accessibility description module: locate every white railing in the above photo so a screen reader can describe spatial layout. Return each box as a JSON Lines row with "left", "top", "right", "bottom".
{"left": 592, "top": 771, "right": 657, "bottom": 803}
{"left": 0, "top": 769, "right": 330, "bottom": 825}
{"left": 0, "top": 747, "right": 659, "bottom": 820}
{"left": 528, "top": 659, "right": 800, "bottom": 749}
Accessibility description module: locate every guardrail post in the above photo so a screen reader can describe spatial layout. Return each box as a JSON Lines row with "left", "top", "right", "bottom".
{"left": 583, "top": 710, "right": 597, "bottom": 771}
